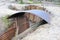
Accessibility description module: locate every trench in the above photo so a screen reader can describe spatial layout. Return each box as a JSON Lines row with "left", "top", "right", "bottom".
{"left": 12, "top": 19, "right": 47, "bottom": 40}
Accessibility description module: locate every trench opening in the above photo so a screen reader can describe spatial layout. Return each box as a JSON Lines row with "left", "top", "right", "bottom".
{"left": 8, "top": 12, "right": 48, "bottom": 34}
{"left": 0, "top": 12, "right": 48, "bottom": 40}
{"left": 9, "top": 12, "right": 48, "bottom": 40}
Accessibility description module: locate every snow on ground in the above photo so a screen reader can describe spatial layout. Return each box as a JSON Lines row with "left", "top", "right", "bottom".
{"left": 44, "top": 6, "right": 60, "bottom": 16}
{"left": 21, "top": 11, "right": 60, "bottom": 40}
{"left": 21, "top": 6, "right": 60, "bottom": 40}
{"left": 0, "top": 1, "right": 60, "bottom": 40}
{"left": 0, "top": 3, "right": 20, "bottom": 17}
{"left": 21, "top": 23, "right": 60, "bottom": 40}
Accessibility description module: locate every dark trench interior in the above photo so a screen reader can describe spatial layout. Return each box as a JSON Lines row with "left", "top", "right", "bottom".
{"left": 8, "top": 12, "right": 48, "bottom": 26}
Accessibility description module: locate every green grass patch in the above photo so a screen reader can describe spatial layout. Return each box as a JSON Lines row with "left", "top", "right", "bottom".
{"left": 2, "top": 15, "right": 11, "bottom": 26}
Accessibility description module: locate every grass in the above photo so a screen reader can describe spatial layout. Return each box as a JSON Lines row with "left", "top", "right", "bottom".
{"left": 1, "top": 15, "right": 11, "bottom": 26}
{"left": 18, "top": 0, "right": 42, "bottom": 4}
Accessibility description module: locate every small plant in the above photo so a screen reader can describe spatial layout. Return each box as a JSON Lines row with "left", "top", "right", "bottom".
{"left": 2, "top": 15, "right": 11, "bottom": 27}
{"left": 18, "top": 0, "right": 24, "bottom": 4}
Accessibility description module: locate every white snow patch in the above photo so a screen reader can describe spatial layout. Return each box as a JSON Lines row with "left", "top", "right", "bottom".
{"left": 21, "top": 6, "right": 60, "bottom": 40}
